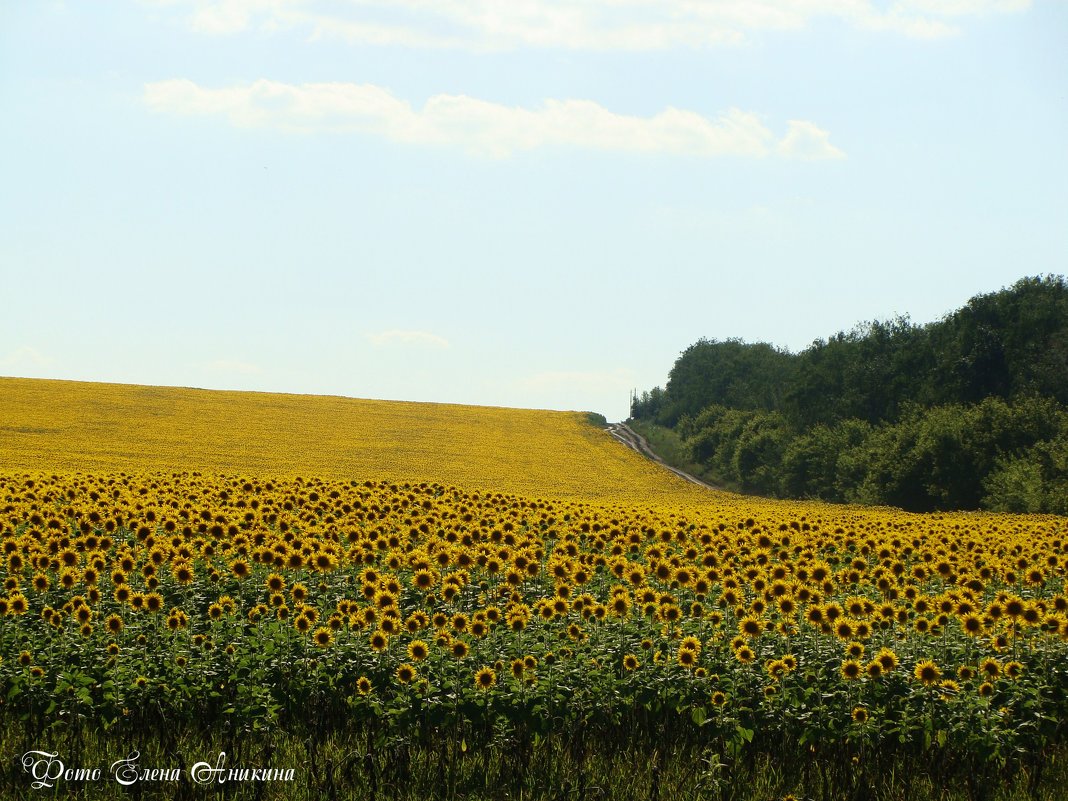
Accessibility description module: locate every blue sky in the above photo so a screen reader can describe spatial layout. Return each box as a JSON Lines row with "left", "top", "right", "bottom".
{"left": 2, "top": 1, "right": 1066, "bottom": 422}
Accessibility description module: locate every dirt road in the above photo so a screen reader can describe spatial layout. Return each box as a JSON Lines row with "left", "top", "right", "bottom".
{"left": 606, "top": 423, "right": 720, "bottom": 491}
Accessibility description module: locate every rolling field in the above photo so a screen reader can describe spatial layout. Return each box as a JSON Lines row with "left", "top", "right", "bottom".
{"left": 0, "top": 377, "right": 707, "bottom": 504}
{"left": 1, "top": 377, "right": 1067, "bottom": 800}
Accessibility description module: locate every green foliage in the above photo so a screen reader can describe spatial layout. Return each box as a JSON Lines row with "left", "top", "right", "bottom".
{"left": 780, "top": 419, "right": 872, "bottom": 502}
{"left": 730, "top": 412, "right": 790, "bottom": 496}
{"left": 984, "top": 431, "right": 1068, "bottom": 514}
{"left": 647, "top": 339, "right": 795, "bottom": 426}
{"left": 632, "top": 275, "right": 1068, "bottom": 512}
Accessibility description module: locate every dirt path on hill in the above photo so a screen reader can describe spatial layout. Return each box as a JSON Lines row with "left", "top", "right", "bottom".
{"left": 606, "top": 423, "right": 722, "bottom": 491}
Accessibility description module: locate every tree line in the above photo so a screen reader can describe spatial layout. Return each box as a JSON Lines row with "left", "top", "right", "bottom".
{"left": 630, "top": 275, "right": 1068, "bottom": 513}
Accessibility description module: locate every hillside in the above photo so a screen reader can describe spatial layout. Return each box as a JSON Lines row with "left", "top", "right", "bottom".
{"left": 0, "top": 377, "right": 711, "bottom": 504}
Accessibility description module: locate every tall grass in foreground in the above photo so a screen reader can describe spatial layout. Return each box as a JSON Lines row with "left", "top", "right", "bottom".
{"left": 3, "top": 723, "right": 1067, "bottom": 801}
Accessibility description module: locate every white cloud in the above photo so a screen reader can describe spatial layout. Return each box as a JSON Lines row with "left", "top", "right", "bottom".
{"left": 0, "top": 346, "right": 54, "bottom": 371}
{"left": 145, "top": 79, "right": 844, "bottom": 159}
{"left": 891, "top": 0, "right": 1030, "bottom": 17}
{"left": 777, "top": 120, "right": 846, "bottom": 161}
{"left": 368, "top": 330, "right": 450, "bottom": 349}
{"left": 148, "top": 0, "right": 1031, "bottom": 47}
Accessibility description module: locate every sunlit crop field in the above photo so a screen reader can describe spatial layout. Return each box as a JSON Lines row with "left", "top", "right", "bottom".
{"left": 1, "top": 379, "right": 1066, "bottom": 799}
{"left": 0, "top": 377, "right": 704, "bottom": 503}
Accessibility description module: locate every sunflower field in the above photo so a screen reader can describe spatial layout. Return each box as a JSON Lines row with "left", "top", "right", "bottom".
{"left": 1, "top": 380, "right": 1067, "bottom": 800}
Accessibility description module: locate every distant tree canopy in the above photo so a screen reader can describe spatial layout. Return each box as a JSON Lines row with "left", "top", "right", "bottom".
{"left": 631, "top": 275, "right": 1068, "bottom": 513}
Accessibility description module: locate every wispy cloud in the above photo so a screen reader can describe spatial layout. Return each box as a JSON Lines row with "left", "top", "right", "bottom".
{"left": 777, "top": 120, "right": 846, "bottom": 161}
{"left": 367, "top": 330, "right": 450, "bottom": 349}
{"left": 148, "top": 0, "right": 1032, "bottom": 47}
{"left": 145, "top": 79, "right": 844, "bottom": 160}
{"left": 0, "top": 346, "right": 54, "bottom": 371}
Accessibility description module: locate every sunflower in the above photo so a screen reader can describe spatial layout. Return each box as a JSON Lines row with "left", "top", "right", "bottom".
{"left": 840, "top": 660, "right": 862, "bottom": 681}
{"left": 875, "top": 648, "right": 899, "bottom": 672}
{"left": 939, "top": 679, "right": 960, "bottom": 698}
{"left": 980, "top": 658, "right": 1001, "bottom": 678}
{"left": 266, "top": 573, "right": 285, "bottom": 593}
{"left": 851, "top": 706, "right": 869, "bottom": 724}
{"left": 623, "top": 654, "right": 639, "bottom": 671}
{"left": 960, "top": 614, "right": 983, "bottom": 636}
{"left": 914, "top": 660, "right": 942, "bottom": 686}
{"left": 475, "top": 667, "right": 496, "bottom": 691}
{"left": 1004, "top": 598, "right": 1025, "bottom": 618}
{"left": 739, "top": 616, "right": 763, "bottom": 638}
{"left": 172, "top": 562, "right": 194, "bottom": 585}
{"left": 230, "top": 559, "right": 250, "bottom": 579}
{"left": 1004, "top": 661, "right": 1024, "bottom": 680}
{"left": 451, "top": 640, "right": 469, "bottom": 660}
{"left": 313, "top": 627, "right": 333, "bottom": 647}
{"left": 369, "top": 630, "right": 389, "bottom": 652}
{"left": 408, "top": 640, "right": 429, "bottom": 661}
{"left": 835, "top": 620, "right": 855, "bottom": 640}
{"left": 677, "top": 647, "right": 698, "bottom": 669}
{"left": 356, "top": 676, "right": 372, "bottom": 695}
{"left": 413, "top": 569, "right": 435, "bottom": 590}
{"left": 396, "top": 663, "right": 417, "bottom": 684}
